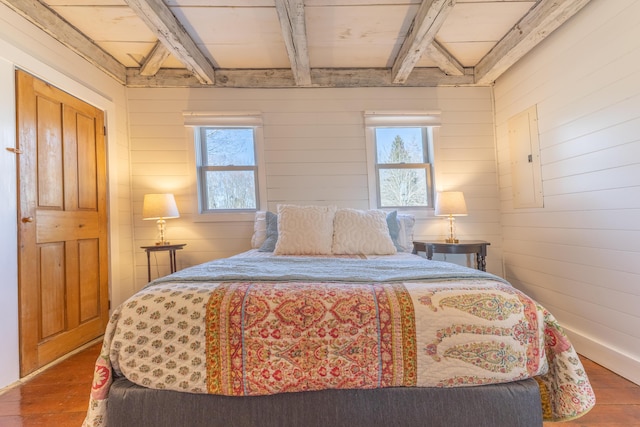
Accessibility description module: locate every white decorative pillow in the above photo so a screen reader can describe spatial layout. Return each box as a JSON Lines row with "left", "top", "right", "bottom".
{"left": 251, "top": 211, "right": 267, "bottom": 248}
{"left": 332, "top": 209, "right": 397, "bottom": 255}
{"left": 274, "top": 204, "right": 337, "bottom": 255}
{"left": 396, "top": 213, "right": 416, "bottom": 253}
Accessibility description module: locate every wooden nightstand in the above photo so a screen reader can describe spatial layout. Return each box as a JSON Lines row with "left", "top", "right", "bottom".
{"left": 412, "top": 240, "right": 490, "bottom": 271}
{"left": 141, "top": 243, "right": 186, "bottom": 282}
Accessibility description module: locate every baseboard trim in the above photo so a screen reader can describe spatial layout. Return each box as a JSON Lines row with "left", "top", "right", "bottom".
{"left": 564, "top": 326, "right": 640, "bottom": 386}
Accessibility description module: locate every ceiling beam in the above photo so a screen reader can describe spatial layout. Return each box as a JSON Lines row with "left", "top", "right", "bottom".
{"left": 0, "top": 0, "right": 127, "bottom": 84}
{"left": 274, "top": 0, "right": 311, "bottom": 86}
{"left": 140, "top": 41, "right": 171, "bottom": 77}
{"left": 424, "top": 41, "right": 465, "bottom": 76}
{"left": 124, "top": 0, "right": 215, "bottom": 85}
{"left": 391, "top": 0, "right": 456, "bottom": 84}
{"left": 126, "top": 67, "right": 474, "bottom": 88}
{"left": 474, "top": 0, "right": 593, "bottom": 85}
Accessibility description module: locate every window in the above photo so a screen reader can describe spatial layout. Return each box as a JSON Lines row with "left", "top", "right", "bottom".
{"left": 196, "top": 127, "right": 258, "bottom": 212}
{"left": 374, "top": 127, "right": 432, "bottom": 208}
{"left": 185, "top": 112, "right": 265, "bottom": 216}
{"left": 365, "top": 112, "right": 439, "bottom": 209}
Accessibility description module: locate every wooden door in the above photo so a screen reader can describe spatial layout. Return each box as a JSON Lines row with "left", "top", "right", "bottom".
{"left": 16, "top": 70, "right": 109, "bottom": 376}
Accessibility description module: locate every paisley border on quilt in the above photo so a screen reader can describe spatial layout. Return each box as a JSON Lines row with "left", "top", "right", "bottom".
{"left": 205, "top": 282, "right": 417, "bottom": 395}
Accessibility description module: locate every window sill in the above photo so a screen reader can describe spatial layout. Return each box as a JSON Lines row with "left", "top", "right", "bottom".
{"left": 191, "top": 211, "right": 257, "bottom": 223}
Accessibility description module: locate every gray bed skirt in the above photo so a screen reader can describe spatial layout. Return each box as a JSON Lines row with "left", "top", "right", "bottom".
{"left": 107, "top": 376, "right": 543, "bottom": 427}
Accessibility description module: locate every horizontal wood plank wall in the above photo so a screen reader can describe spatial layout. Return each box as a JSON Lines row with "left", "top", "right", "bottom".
{"left": 126, "top": 86, "right": 501, "bottom": 289}
{"left": 493, "top": 0, "right": 640, "bottom": 384}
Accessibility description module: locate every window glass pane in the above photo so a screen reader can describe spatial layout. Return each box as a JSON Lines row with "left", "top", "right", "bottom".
{"left": 204, "top": 128, "right": 255, "bottom": 166}
{"left": 378, "top": 168, "right": 428, "bottom": 207}
{"left": 375, "top": 128, "right": 425, "bottom": 164}
{"left": 205, "top": 170, "right": 256, "bottom": 209}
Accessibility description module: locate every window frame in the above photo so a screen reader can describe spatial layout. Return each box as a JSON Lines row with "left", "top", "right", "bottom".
{"left": 195, "top": 126, "right": 260, "bottom": 214}
{"left": 184, "top": 112, "right": 266, "bottom": 222}
{"left": 364, "top": 111, "right": 440, "bottom": 213}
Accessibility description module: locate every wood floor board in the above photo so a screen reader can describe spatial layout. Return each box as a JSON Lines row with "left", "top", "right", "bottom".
{"left": 1, "top": 342, "right": 639, "bottom": 426}
{"left": 594, "top": 387, "right": 640, "bottom": 405}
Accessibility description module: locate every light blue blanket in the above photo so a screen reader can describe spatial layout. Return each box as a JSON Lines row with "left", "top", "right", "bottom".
{"left": 148, "top": 255, "right": 508, "bottom": 286}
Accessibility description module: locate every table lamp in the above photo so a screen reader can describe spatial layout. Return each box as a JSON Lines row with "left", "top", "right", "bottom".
{"left": 435, "top": 191, "right": 467, "bottom": 243}
{"left": 142, "top": 193, "right": 180, "bottom": 245}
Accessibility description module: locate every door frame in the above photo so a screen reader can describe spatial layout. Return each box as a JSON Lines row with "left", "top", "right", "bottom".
{"left": 0, "top": 19, "right": 125, "bottom": 387}
{"left": 8, "top": 66, "right": 122, "bottom": 380}
{"left": 16, "top": 69, "right": 110, "bottom": 375}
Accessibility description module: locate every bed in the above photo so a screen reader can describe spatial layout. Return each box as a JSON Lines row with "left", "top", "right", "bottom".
{"left": 83, "top": 206, "right": 595, "bottom": 427}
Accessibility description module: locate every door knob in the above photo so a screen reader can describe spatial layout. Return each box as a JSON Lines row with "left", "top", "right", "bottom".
{"left": 21, "top": 217, "right": 34, "bottom": 223}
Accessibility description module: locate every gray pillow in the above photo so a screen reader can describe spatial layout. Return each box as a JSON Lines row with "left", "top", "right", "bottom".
{"left": 386, "top": 210, "right": 402, "bottom": 251}
{"left": 258, "top": 211, "right": 278, "bottom": 252}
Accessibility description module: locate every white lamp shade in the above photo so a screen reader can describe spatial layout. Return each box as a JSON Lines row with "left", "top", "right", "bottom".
{"left": 435, "top": 191, "right": 468, "bottom": 216}
{"left": 142, "top": 194, "right": 180, "bottom": 220}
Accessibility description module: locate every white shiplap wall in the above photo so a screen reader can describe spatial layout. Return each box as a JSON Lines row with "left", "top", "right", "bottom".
{"left": 494, "top": 0, "right": 640, "bottom": 384}
{"left": 127, "top": 86, "right": 502, "bottom": 289}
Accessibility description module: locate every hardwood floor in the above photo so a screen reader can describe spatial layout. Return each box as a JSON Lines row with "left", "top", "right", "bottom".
{"left": 0, "top": 342, "right": 639, "bottom": 426}
{"left": 545, "top": 358, "right": 640, "bottom": 427}
{"left": 0, "top": 341, "right": 101, "bottom": 426}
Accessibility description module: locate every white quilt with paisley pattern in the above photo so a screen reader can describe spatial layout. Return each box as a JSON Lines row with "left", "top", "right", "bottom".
{"left": 83, "top": 253, "right": 595, "bottom": 426}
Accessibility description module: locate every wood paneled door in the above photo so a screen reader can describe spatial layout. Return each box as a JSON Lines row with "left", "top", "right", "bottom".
{"left": 16, "top": 70, "right": 109, "bottom": 376}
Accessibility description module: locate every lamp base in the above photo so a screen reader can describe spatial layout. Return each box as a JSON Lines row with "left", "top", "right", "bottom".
{"left": 156, "top": 219, "right": 169, "bottom": 246}
{"left": 445, "top": 215, "right": 459, "bottom": 244}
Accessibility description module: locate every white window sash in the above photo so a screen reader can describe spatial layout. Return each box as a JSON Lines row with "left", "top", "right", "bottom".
{"left": 185, "top": 112, "right": 266, "bottom": 221}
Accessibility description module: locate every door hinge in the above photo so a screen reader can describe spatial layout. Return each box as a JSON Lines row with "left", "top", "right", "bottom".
{"left": 103, "top": 126, "right": 107, "bottom": 136}
{"left": 5, "top": 147, "right": 23, "bottom": 154}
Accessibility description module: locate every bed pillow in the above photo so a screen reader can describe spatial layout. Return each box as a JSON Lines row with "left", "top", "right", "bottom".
{"left": 258, "top": 211, "right": 278, "bottom": 252}
{"left": 386, "top": 210, "right": 402, "bottom": 251}
{"left": 250, "top": 211, "right": 267, "bottom": 248}
{"left": 396, "top": 213, "right": 416, "bottom": 253}
{"left": 274, "top": 204, "right": 337, "bottom": 255}
{"left": 332, "top": 208, "right": 397, "bottom": 255}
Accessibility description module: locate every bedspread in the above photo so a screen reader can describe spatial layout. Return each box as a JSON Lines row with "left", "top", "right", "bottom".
{"left": 83, "top": 256, "right": 595, "bottom": 426}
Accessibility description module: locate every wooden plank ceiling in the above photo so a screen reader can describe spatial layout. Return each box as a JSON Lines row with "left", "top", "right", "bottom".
{"left": 1, "top": 0, "right": 592, "bottom": 88}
